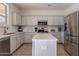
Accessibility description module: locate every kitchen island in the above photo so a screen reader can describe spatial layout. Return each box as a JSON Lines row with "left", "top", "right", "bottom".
{"left": 32, "top": 33, "right": 57, "bottom": 56}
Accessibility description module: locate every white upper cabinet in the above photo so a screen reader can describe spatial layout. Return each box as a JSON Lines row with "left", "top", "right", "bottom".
{"left": 48, "top": 16, "right": 54, "bottom": 25}
{"left": 22, "top": 16, "right": 37, "bottom": 25}
{"left": 22, "top": 15, "right": 64, "bottom": 25}
{"left": 57, "top": 16, "right": 64, "bottom": 25}
{"left": 37, "top": 16, "right": 48, "bottom": 21}
{"left": 25, "top": 16, "right": 32, "bottom": 25}
{"left": 48, "top": 16, "right": 64, "bottom": 25}
{"left": 21, "top": 16, "right": 27, "bottom": 25}
{"left": 22, "top": 16, "right": 31, "bottom": 25}
{"left": 31, "top": 16, "right": 37, "bottom": 25}
{"left": 12, "top": 12, "right": 21, "bottom": 25}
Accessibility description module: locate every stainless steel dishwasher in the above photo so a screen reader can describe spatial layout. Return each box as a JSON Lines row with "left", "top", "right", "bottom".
{"left": 0, "top": 36, "right": 10, "bottom": 56}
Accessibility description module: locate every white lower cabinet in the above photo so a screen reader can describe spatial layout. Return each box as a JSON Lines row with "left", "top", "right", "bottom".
{"left": 31, "top": 33, "right": 37, "bottom": 38}
{"left": 24, "top": 33, "right": 32, "bottom": 43}
{"left": 51, "top": 32, "right": 64, "bottom": 43}
{"left": 16, "top": 37, "right": 21, "bottom": 49}
{"left": 10, "top": 32, "right": 24, "bottom": 53}
{"left": 24, "top": 33, "right": 37, "bottom": 43}
{"left": 16, "top": 33, "right": 21, "bottom": 49}
{"left": 10, "top": 35, "right": 16, "bottom": 53}
{"left": 20, "top": 33, "right": 25, "bottom": 45}
{"left": 10, "top": 32, "right": 37, "bottom": 53}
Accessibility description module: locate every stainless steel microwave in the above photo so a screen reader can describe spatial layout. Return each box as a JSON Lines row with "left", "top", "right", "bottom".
{"left": 38, "top": 21, "right": 47, "bottom": 25}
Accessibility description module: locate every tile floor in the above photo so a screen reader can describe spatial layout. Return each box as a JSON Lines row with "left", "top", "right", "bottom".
{"left": 12, "top": 43, "right": 69, "bottom": 56}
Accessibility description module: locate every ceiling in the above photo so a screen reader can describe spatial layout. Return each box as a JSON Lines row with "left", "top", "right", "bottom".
{"left": 14, "top": 3, "right": 74, "bottom": 10}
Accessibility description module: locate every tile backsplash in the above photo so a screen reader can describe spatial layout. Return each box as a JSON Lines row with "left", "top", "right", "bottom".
{"left": 23, "top": 25, "right": 64, "bottom": 33}
{"left": 23, "top": 26, "right": 35, "bottom": 33}
{"left": 0, "top": 27, "right": 4, "bottom": 35}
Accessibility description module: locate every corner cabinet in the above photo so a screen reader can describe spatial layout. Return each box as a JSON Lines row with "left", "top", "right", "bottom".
{"left": 12, "top": 12, "right": 21, "bottom": 25}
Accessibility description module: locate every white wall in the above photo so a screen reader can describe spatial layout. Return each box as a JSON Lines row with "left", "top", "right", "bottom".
{"left": 20, "top": 4, "right": 79, "bottom": 16}
{"left": 20, "top": 9, "right": 65, "bottom": 16}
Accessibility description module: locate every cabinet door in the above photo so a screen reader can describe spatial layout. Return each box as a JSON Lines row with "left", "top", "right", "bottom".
{"left": 43, "top": 16, "right": 48, "bottom": 21}
{"left": 20, "top": 33, "right": 24, "bottom": 45}
{"left": 37, "top": 16, "right": 43, "bottom": 21}
{"left": 53, "top": 16, "right": 58, "bottom": 25}
{"left": 57, "top": 17, "right": 64, "bottom": 25}
{"left": 22, "top": 33, "right": 25, "bottom": 44}
{"left": 51, "top": 32, "right": 63, "bottom": 43}
{"left": 16, "top": 34, "right": 21, "bottom": 48}
{"left": 48, "top": 16, "right": 64, "bottom": 25}
{"left": 26, "top": 16, "right": 32, "bottom": 25}
{"left": 22, "top": 16, "right": 37, "bottom": 25}
{"left": 48, "top": 16, "right": 53, "bottom": 25}
{"left": 31, "top": 33, "right": 37, "bottom": 38}
{"left": 10, "top": 35, "right": 16, "bottom": 53}
{"left": 22, "top": 16, "right": 27, "bottom": 25}
{"left": 31, "top": 16, "right": 37, "bottom": 25}
{"left": 24, "top": 33, "right": 32, "bottom": 43}
{"left": 16, "top": 38, "right": 20, "bottom": 48}
{"left": 12, "top": 12, "right": 21, "bottom": 25}
{"left": 17, "top": 14, "right": 21, "bottom": 25}
{"left": 48, "top": 16, "right": 59, "bottom": 25}
{"left": 20, "top": 38, "right": 24, "bottom": 45}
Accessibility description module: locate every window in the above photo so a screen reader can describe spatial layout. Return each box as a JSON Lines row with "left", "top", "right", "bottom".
{"left": 0, "top": 3, "right": 6, "bottom": 26}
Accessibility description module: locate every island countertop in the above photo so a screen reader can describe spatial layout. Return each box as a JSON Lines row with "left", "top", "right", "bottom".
{"left": 32, "top": 33, "right": 57, "bottom": 41}
{"left": 32, "top": 33, "right": 57, "bottom": 56}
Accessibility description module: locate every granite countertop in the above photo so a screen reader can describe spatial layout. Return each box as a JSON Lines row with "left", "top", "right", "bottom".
{"left": 32, "top": 33, "right": 57, "bottom": 41}
{"left": 0, "top": 32, "right": 24, "bottom": 39}
{"left": 0, "top": 35, "right": 10, "bottom": 39}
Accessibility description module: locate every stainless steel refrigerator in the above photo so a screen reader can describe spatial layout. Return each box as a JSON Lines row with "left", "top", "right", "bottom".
{"left": 64, "top": 12, "right": 79, "bottom": 56}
